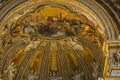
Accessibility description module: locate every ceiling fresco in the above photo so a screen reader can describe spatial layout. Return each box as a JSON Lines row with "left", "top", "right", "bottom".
{"left": 0, "top": 0, "right": 120, "bottom": 80}
{"left": 10, "top": 4, "right": 101, "bottom": 40}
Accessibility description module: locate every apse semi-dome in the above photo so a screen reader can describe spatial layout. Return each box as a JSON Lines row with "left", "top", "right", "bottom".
{"left": 2, "top": 0, "right": 119, "bottom": 80}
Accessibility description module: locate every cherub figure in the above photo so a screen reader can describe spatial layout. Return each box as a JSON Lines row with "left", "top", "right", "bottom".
{"left": 49, "top": 72, "right": 62, "bottom": 80}
{"left": 4, "top": 61, "right": 17, "bottom": 80}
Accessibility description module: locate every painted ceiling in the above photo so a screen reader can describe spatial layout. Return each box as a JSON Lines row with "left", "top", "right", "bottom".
{"left": 0, "top": 0, "right": 119, "bottom": 80}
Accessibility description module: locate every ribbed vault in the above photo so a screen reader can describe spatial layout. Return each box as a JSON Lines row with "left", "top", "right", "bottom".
{"left": 0, "top": 0, "right": 119, "bottom": 80}
{"left": 0, "top": 37, "right": 105, "bottom": 80}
